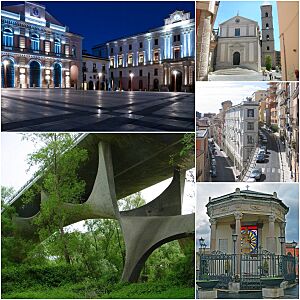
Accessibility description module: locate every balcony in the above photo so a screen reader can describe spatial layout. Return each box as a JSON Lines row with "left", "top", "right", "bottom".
{"left": 1, "top": 46, "right": 72, "bottom": 59}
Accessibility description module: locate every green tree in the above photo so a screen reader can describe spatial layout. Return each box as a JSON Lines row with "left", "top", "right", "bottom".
{"left": 24, "top": 133, "right": 88, "bottom": 265}
{"left": 265, "top": 55, "right": 272, "bottom": 71}
{"left": 1, "top": 186, "right": 32, "bottom": 265}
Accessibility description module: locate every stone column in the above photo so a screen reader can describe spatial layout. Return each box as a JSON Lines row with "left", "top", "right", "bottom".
{"left": 234, "top": 212, "right": 243, "bottom": 255}
{"left": 210, "top": 218, "right": 217, "bottom": 252}
{"left": 196, "top": 10, "right": 212, "bottom": 81}
{"left": 267, "top": 215, "right": 276, "bottom": 253}
{"left": 234, "top": 212, "right": 243, "bottom": 276}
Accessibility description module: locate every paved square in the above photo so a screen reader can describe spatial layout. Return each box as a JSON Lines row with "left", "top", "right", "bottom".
{"left": 1, "top": 89, "right": 195, "bottom": 132}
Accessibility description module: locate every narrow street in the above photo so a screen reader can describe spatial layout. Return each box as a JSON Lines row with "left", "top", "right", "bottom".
{"left": 254, "top": 128, "right": 281, "bottom": 182}
{"left": 212, "top": 144, "right": 236, "bottom": 182}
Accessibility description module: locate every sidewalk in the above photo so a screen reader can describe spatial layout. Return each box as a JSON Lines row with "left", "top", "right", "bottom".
{"left": 274, "top": 133, "right": 293, "bottom": 182}
{"left": 214, "top": 143, "right": 240, "bottom": 181}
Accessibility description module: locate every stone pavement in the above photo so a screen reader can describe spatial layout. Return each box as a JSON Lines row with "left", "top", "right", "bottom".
{"left": 1, "top": 89, "right": 195, "bottom": 132}
{"left": 208, "top": 67, "right": 282, "bottom": 81}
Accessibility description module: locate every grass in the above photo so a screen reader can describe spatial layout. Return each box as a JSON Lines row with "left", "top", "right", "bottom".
{"left": 2, "top": 281, "right": 194, "bottom": 299}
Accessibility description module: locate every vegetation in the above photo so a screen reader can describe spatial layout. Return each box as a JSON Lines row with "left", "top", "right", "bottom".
{"left": 2, "top": 133, "right": 194, "bottom": 299}
{"left": 265, "top": 55, "right": 272, "bottom": 71}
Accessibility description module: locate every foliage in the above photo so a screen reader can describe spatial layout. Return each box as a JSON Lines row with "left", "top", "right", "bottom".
{"left": 169, "top": 133, "right": 194, "bottom": 169}
{"left": 24, "top": 133, "right": 88, "bottom": 264}
{"left": 1, "top": 186, "right": 15, "bottom": 203}
{"left": 1, "top": 188, "right": 33, "bottom": 266}
{"left": 265, "top": 55, "right": 272, "bottom": 71}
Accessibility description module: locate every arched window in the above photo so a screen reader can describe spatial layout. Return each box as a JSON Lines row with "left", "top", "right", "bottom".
{"left": 267, "top": 46, "right": 270, "bottom": 50}
{"left": 31, "top": 34, "right": 40, "bottom": 51}
{"left": 71, "top": 45, "right": 76, "bottom": 57}
{"left": 266, "top": 23, "right": 269, "bottom": 29}
{"left": 2, "top": 28, "right": 13, "bottom": 47}
{"left": 266, "top": 34, "right": 270, "bottom": 40}
{"left": 265, "top": 12, "right": 268, "bottom": 17}
{"left": 54, "top": 38, "right": 61, "bottom": 54}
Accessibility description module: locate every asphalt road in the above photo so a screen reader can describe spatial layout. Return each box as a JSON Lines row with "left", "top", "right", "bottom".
{"left": 1, "top": 88, "right": 195, "bottom": 132}
{"left": 211, "top": 146, "right": 236, "bottom": 182}
{"left": 255, "top": 129, "right": 281, "bottom": 182}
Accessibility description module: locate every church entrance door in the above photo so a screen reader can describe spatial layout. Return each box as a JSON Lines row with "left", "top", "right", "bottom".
{"left": 233, "top": 52, "right": 240, "bottom": 66}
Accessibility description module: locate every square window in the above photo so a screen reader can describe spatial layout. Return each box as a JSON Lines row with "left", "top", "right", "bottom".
{"left": 139, "top": 69, "right": 143, "bottom": 76}
{"left": 247, "top": 109, "right": 254, "bottom": 118}
{"left": 154, "top": 38, "right": 158, "bottom": 45}
{"left": 119, "top": 46, "right": 122, "bottom": 52}
{"left": 154, "top": 68, "right": 158, "bottom": 76}
{"left": 129, "top": 44, "right": 132, "bottom": 51}
{"left": 235, "top": 28, "right": 240, "bottom": 37}
{"left": 139, "top": 42, "right": 143, "bottom": 48}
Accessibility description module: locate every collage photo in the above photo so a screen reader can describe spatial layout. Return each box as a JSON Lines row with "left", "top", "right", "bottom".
{"left": 0, "top": 0, "right": 299, "bottom": 299}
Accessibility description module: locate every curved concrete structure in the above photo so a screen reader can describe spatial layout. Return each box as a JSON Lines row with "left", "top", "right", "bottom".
{"left": 7, "top": 133, "right": 195, "bottom": 282}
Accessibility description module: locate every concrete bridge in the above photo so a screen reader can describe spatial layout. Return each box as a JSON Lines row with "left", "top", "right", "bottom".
{"left": 7, "top": 133, "right": 195, "bottom": 282}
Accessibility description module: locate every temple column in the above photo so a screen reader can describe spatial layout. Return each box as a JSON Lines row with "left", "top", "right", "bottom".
{"left": 234, "top": 212, "right": 243, "bottom": 276}
{"left": 210, "top": 218, "right": 217, "bottom": 252}
{"left": 196, "top": 10, "right": 212, "bottom": 81}
{"left": 267, "top": 214, "right": 276, "bottom": 253}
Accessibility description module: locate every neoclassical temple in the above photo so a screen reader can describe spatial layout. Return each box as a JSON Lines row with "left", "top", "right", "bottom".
{"left": 198, "top": 188, "right": 296, "bottom": 292}
{"left": 1, "top": 2, "right": 82, "bottom": 88}
{"left": 206, "top": 188, "right": 288, "bottom": 255}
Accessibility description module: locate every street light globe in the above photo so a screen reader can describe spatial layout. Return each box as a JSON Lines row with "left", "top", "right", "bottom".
{"left": 172, "top": 70, "right": 178, "bottom": 75}
{"left": 129, "top": 73, "right": 134, "bottom": 79}
{"left": 3, "top": 60, "right": 9, "bottom": 66}
{"left": 98, "top": 72, "right": 102, "bottom": 78}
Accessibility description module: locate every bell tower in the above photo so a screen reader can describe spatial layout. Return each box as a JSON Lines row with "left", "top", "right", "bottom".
{"left": 260, "top": 5, "right": 276, "bottom": 68}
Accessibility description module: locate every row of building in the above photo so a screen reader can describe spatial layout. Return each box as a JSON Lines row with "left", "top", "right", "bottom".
{"left": 1, "top": 2, "right": 195, "bottom": 92}
{"left": 196, "top": 1, "right": 299, "bottom": 80}
{"left": 257, "top": 82, "right": 299, "bottom": 181}
{"left": 196, "top": 82, "right": 299, "bottom": 181}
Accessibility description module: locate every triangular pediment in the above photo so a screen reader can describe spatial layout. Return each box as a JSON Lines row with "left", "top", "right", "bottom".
{"left": 219, "top": 15, "right": 258, "bottom": 27}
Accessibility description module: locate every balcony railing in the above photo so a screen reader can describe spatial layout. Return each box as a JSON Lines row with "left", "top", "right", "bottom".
{"left": 1, "top": 45, "right": 72, "bottom": 59}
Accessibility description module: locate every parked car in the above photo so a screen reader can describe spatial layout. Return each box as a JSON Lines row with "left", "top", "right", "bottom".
{"left": 256, "top": 153, "right": 265, "bottom": 163}
{"left": 260, "top": 145, "right": 267, "bottom": 152}
{"left": 210, "top": 167, "right": 217, "bottom": 178}
{"left": 258, "top": 149, "right": 266, "bottom": 156}
{"left": 246, "top": 177, "right": 256, "bottom": 182}
{"left": 249, "top": 168, "right": 262, "bottom": 180}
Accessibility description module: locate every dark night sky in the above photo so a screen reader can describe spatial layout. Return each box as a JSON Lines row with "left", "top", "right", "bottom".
{"left": 2, "top": 1, "right": 195, "bottom": 52}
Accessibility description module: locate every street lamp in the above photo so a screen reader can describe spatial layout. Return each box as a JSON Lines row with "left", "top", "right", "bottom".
{"left": 129, "top": 72, "right": 134, "bottom": 91}
{"left": 291, "top": 240, "right": 297, "bottom": 275}
{"left": 232, "top": 234, "right": 238, "bottom": 275}
{"left": 172, "top": 70, "right": 178, "bottom": 92}
{"left": 98, "top": 72, "right": 102, "bottom": 90}
{"left": 3, "top": 60, "right": 9, "bottom": 88}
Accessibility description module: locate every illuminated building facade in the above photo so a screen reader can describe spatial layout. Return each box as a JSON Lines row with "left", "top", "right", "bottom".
{"left": 1, "top": 2, "right": 83, "bottom": 88}
{"left": 92, "top": 11, "right": 195, "bottom": 92}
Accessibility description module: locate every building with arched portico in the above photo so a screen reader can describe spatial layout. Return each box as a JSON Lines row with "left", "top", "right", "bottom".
{"left": 1, "top": 1, "right": 83, "bottom": 89}
{"left": 92, "top": 10, "right": 195, "bottom": 92}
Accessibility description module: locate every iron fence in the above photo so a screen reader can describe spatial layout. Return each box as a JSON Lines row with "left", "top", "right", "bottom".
{"left": 197, "top": 250, "right": 296, "bottom": 290}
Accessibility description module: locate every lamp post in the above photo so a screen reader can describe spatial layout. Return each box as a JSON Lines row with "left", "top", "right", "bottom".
{"left": 232, "top": 233, "right": 238, "bottom": 275}
{"left": 98, "top": 72, "right": 102, "bottom": 90}
{"left": 172, "top": 70, "right": 178, "bottom": 92}
{"left": 291, "top": 240, "right": 297, "bottom": 277}
{"left": 129, "top": 72, "right": 134, "bottom": 91}
{"left": 3, "top": 60, "right": 9, "bottom": 88}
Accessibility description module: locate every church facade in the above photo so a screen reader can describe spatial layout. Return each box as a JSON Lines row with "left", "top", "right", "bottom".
{"left": 215, "top": 15, "right": 261, "bottom": 71}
